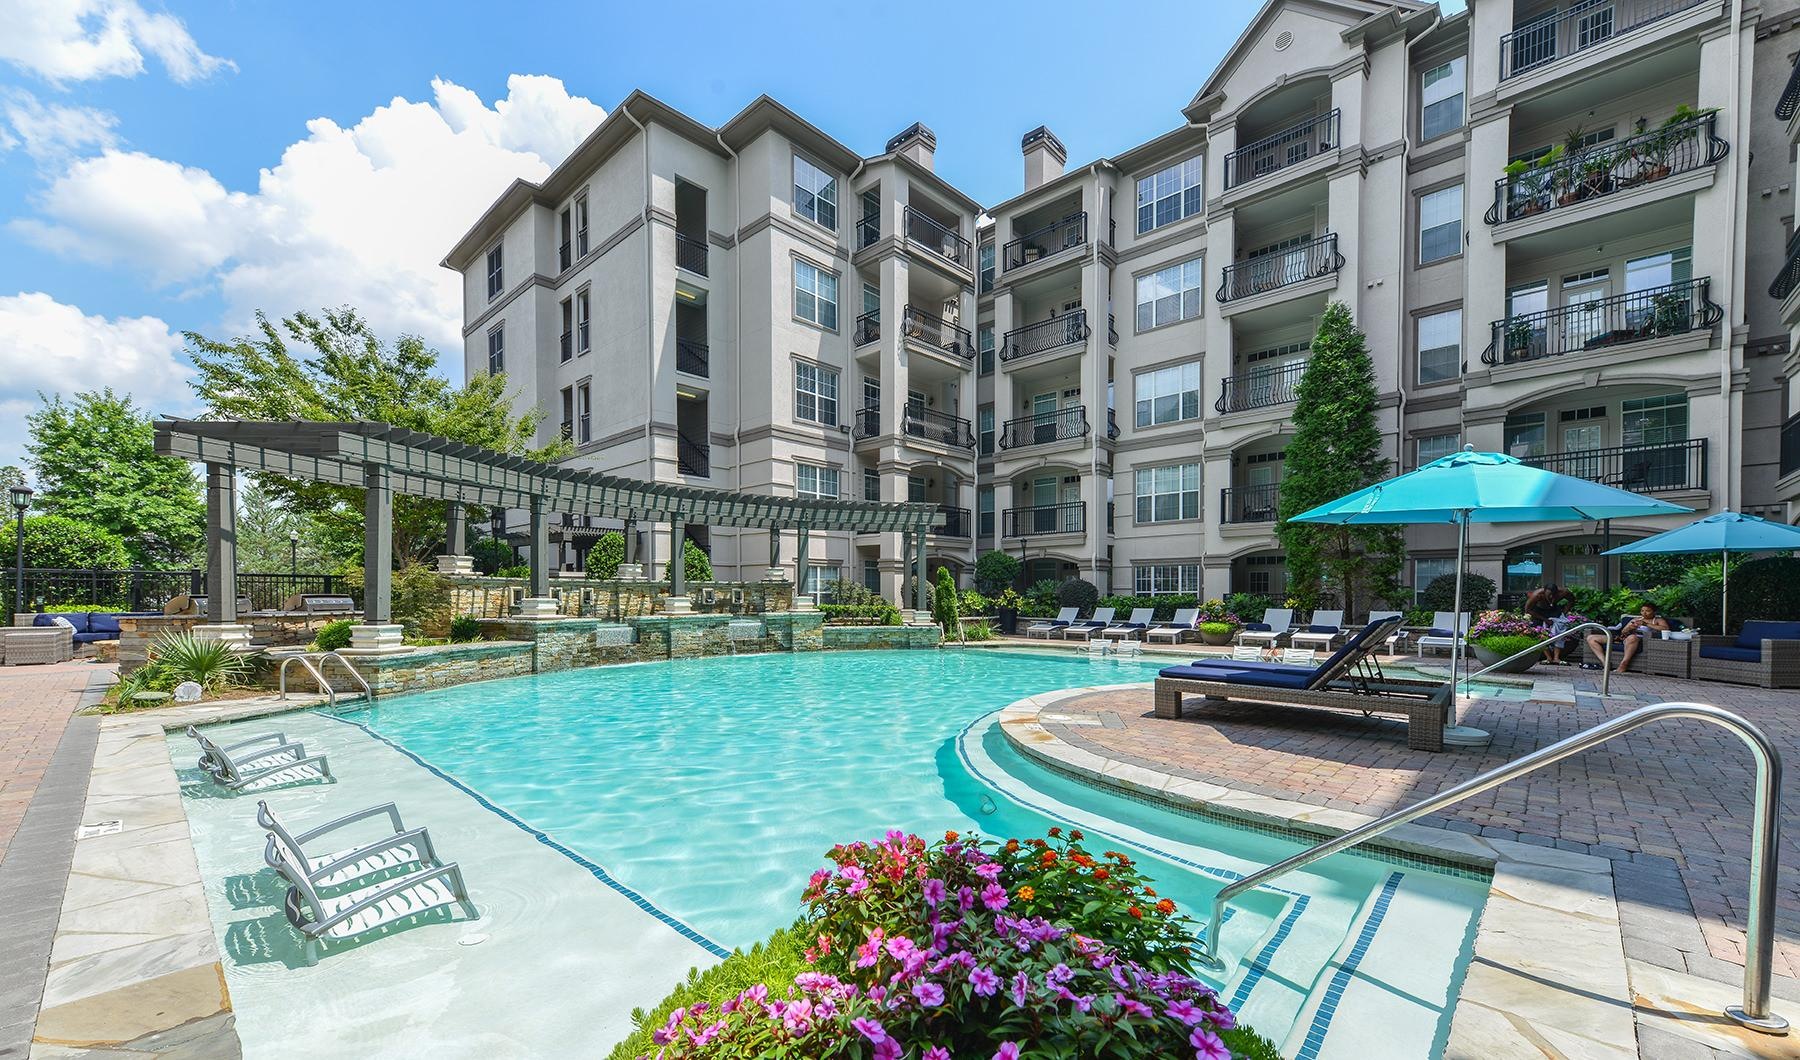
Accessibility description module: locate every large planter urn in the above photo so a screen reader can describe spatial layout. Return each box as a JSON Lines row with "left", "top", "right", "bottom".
{"left": 996, "top": 607, "right": 1018, "bottom": 635}
{"left": 1470, "top": 641, "right": 1543, "bottom": 673}
{"left": 1198, "top": 626, "right": 1235, "bottom": 647}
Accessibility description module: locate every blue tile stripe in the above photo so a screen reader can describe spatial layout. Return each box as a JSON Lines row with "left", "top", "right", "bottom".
{"left": 1294, "top": 870, "right": 1405, "bottom": 1060}
{"left": 312, "top": 710, "right": 731, "bottom": 960}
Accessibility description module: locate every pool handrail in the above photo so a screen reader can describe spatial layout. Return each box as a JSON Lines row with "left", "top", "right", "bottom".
{"left": 1457, "top": 620, "right": 1612, "bottom": 697}
{"left": 1194, "top": 701, "right": 1787, "bottom": 1035}
{"left": 277, "top": 651, "right": 371, "bottom": 711}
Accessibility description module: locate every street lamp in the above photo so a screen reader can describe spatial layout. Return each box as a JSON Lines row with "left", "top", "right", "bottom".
{"left": 10, "top": 485, "right": 32, "bottom": 614}
{"left": 288, "top": 529, "right": 299, "bottom": 574}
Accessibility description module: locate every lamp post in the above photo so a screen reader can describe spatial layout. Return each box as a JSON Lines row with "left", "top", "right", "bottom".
{"left": 9, "top": 485, "right": 32, "bottom": 615}
{"left": 288, "top": 529, "right": 299, "bottom": 574}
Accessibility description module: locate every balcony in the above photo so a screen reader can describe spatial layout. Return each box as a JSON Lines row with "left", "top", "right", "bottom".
{"left": 678, "top": 431, "right": 710, "bottom": 477}
{"left": 1215, "top": 361, "right": 1305, "bottom": 414}
{"left": 1782, "top": 414, "right": 1800, "bottom": 479}
{"left": 559, "top": 241, "right": 572, "bottom": 272}
{"left": 559, "top": 419, "right": 573, "bottom": 443}
{"left": 1003, "top": 212, "right": 1087, "bottom": 272}
{"left": 901, "top": 306, "right": 974, "bottom": 360}
{"left": 677, "top": 338, "right": 709, "bottom": 377}
{"left": 1223, "top": 110, "right": 1340, "bottom": 190}
{"left": 1106, "top": 408, "right": 1119, "bottom": 441}
{"left": 1522, "top": 438, "right": 1707, "bottom": 493}
{"left": 1781, "top": 55, "right": 1800, "bottom": 121}
{"left": 903, "top": 405, "right": 976, "bottom": 449}
{"left": 1220, "top": 484, "right": 1280, "bottom": 524}
{"left": 904, "top": 207, "right": 972, "bottom": 270}
{"left": 854, "top": 310, "right": 880, "bottom": 347}
{"left": 1484, "top": 113, "right": 1727, "bottom": 226}
{"left": 853, "top": 407, "right": 880, "bottom": 441}
{"left": 1217, "top": 234, "right": 1342, "bottom": 304}
{"left": 1500, "top": 0, "right": 1710, "bottom": 81}
{"left": 857, "top": 216, "right": 880, "bottom": 250}
{"left": 559, "top": 330, "right": 573, "bottom": 363}
{"left": 999, "top": 406, "right": 1088, "bottom": 450}
{"left": 1481, "top": 278, "right": 1722, "bottom": 366}
{"left": 1771, "top": 232, "right": 1800, "bottom": 302}
{"left": 676, "top": 232, "right": 708, "bottom": 276}
{"left": 1001, "top": 310, "right": 1089, "bottom": 363}
{"left": 1003, "top": 502, "right": 1085, "bottom": 537}
{"left": 934, "top": 505, "right": 972, "bottom": 538}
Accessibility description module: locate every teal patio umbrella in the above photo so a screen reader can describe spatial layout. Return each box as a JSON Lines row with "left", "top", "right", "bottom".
{"left": 1290, "top": 446, "right": 1692, "bottom": 690}
{"left": 1603, "top": 511, "right": 1800, "bottom": 633}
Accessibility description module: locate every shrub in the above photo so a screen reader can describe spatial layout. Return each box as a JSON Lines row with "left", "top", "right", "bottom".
{"left": 468, "top": 536, "right": 512, "bottom": 576}
{"left": 665, "top": 538, "right": 714, "bottom": 586}
{"left": 1622, "top": 551, "right": 1711, "bottom": 591}
{"left": 973, "top": 550, "right": 1021, "bottom": 595}
{"left": 1223, "top": 592, "right": 1274, "bottom": 620}
{"left": 149, "top": 632, "right": 249, "bottom": 691}
{"left": 313, "top": 618, "right": 354, "bottom": 652}
{"left": 1021, "top": 579, "right": 1060, "bottom": 618}
{"left": 588, "top": 530, "right": 626, "bottom": 579}
{"left": 0, "top": 513, "right": 130, "bottom": 570}
{"left": 962, "top": 620, "right": 997, "bottom": 641}
{"left": 931, "top": 568, "right": 960, "bottom": 634}
{"left": 1099, "top": 594, "right": 1197, "bottom": 622}
{"left": 447, "top": 615, "right": 481, "bottom": 643}
{"left": 1194, "top": 598, "right": 1244, "bottom": 631}
{"left": 1467, "top": 611, "right": 1547, "bottom": 660}
{"left": 1403, "top": 606, "right": 1435, "bottom": 628}
{"left": 495, "top": 563, "right": 531, "bottom": 579}
{"left": 1417, "top": 572, "right": 1495, "bottom": 613}
{"left": 608, "top": 925, "right": 812, "bottom": 1060}
{"left": 1055, "top": 576, "right": 1099, "bottom": 615}
{"left": 1565, "top": 586, "right": 1643, "bottom": 625}
{"left": 1671, "top": 556, "right": 1800, "bottom": 634}
{"left": 957, "top": 589, "right": 989, "bottom": 615}
{"left": 391, "top": 563, "right": 452, "bottom": 639}
{"left": 819, "top": 602, "right": 901, "bottom": 626}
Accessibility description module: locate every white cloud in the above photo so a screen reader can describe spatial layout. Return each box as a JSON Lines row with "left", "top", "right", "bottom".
{"left": 0, "top": 292, "right": 195, "bottom": 464}
{"left": 1, "top": 92, "right": 120, "bottom": 162}
{"left": 16, "top": 74, "right": 606, "bottom": 352}
{"left": 0, "top": 0, "right": 233, "bottom": 85}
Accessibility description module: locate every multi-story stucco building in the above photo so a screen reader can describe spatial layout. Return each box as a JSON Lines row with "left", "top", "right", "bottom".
{"left": 447, "top": 0, "right": 1800, "bottom": 605}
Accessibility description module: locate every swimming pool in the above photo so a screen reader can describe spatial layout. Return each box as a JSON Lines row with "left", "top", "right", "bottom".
{"left": 175, "top": 649, "right": 1490, "bottom": 1057}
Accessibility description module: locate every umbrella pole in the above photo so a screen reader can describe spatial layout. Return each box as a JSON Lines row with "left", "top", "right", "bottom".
{"left": 1452, "top": 512, "right": 1468, "bottom": 701}
{"left": 1722, "top": 546, "right": 1729, "bottom": 635}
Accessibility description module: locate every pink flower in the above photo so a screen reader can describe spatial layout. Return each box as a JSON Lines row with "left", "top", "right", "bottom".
{"left": 925, "top": 1048, "right": 951, "bottom": 1060}
{"left": 1167, "top": 999, "right": 1204, "bottom": 1025}
{"left": 874, "top": 1040, "right": 903, "bottom": 1060}
{"left": 1116, "top": 994, "right": 1153, "bottom": 1018}
{"left": 993, "top": 1043, "right": 1022, "bottom": 1060}
{"left": 840, "top": 864, "right": 869, "bottom": 895}
{"left": 981, "top": 882, "right": 1009, "bottom": 911}
{"left": 851, "top": 1017, "right": 888, "bottom": 1044}
{"left": 975, "top": 862, "right": 1003, "bottom": 881}
{"left": 922, "top": 877, "right": 947, "bottom": 906}
{"left": 1207, "top": 1004, "right": 1237, "bottom": 1031}
{"left": 970, "top": 965, "right": 1000, "bottom": 997}
{"left": 957, "top": 885, "right": 976, "bottom": 911}
{"left": 1010, "top": 970, "right": 1030, "bottom": 1006}
{"left": 913, "top": 980, "right": 945, "bottom": 1007}
{"left": 1191, "top": 1026, "right": 1231, "bottom": 1060}
{"left": 1046, "top": 962, "right": 1075, "bottom": 986}
{"left": 886, "top": 935, "right": 919, "bottom": 963}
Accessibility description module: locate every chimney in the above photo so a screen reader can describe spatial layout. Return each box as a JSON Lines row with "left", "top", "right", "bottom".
{"left": 1021, "top": 126, "right": 1066, "bottom": 192}
{"left": 886, "top": 122, "right": 936, "bottom": 172}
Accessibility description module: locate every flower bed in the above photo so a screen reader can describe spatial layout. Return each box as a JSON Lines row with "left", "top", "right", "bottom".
{"left": 618, "top": 830, "right": 1276, "bottom": 1059}
{"left": 1467, "top": 611, "right": 1549, "bottom": 669}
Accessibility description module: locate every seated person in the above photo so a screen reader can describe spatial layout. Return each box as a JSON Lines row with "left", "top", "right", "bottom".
{"left": 1525, "top": 584, "right": 1576, "bottom": 664}
{"left": 1585, "top": 602, "right": 1669, "bottom": 674}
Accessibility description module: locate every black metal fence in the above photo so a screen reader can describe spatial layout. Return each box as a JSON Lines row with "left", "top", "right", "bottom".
{"left": 1003, "top": 502, "right": 1085, "bottom": 537}
{"left": 904, "top": 207, "right": 972, "bottom": 269}
{"left": 1217, "top": 234, "right": 1342, "bottom": 303}
{"left": 902, "top": 406, "right": 976, "bottom": 448}
{"left": 3, "top": 568, "right": 350, "bottom": 613}
{"left": 1000, "top": 406, "right": 1088, "bottom": 449}
{"left": 1224, "top": 110, "right": 1340, "bottom": 189}
{"left": 1003, "top": 212, "right": 1087, "bottom": 271}
{"left": 1220, "top": 484, "right": 1281, "bottom": 523}
{"left": 1499, "top": 0, "right": 1708, "bottom": 80}
{"left": 1772, "top": 232, "right": 1800, "bottom": 302}
{"left": 677, "top": 337, "right": 709, "bottom": 377}
{"left": 1001, "top": 310, "right": 1089, "bottom": 362}
{"left": 675, "top": 232, "right": 709, "bottom": 275}
{"left": 1481, "top": 278, "right": 1721, "bottom": 366}
{"left": 934, "top": 506, "right": 972, "bottom": 538}
{"left": 854, "top": 310, "right": 880, "bottom": 347}
{"left": 900, "top": 305, "right": 973, "bottom": 359}
{"left": 678, "top": 432, "right": 711, "bottom": 477}
{"left": 1522, "top": 438, "right": 1708, "bottom": 494}
{"left": 1484, "top": 114, "right": 1726, "bottom": 225}
{"left": 853, "top": 407, "right": 881, "bottom": 440}
{"left": 1216, "top": 361, "right": 1306, "bottom": 414}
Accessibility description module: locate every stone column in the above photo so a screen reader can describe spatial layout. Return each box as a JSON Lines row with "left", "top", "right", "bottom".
{"left": 764, "top": 528, "right": 785, "bottom": 582}
{"left": 514, "top": 494, "right": 559, "bottom": 619}
{"left": 793, "top": 526, "right": 814, "bottom": 611}
{"left": 664, "top": 519, "right": 693, "bottom": 613}
{"left": 436, "top": 501, "right": 474, "bottom": 574}
{"left": 616, "top": 518, "right": 645, "bottom": 581}
{"left": 345, "top": 463, "right": 407, "bottom": 654}
{"left": 913, "top": 525, "right": 929, "bottom": 616}
{"left": 195, "top": 462, "right": 250, "bottom": 649}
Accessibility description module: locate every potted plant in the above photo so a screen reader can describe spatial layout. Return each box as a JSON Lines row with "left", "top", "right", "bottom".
{"left": 1195, "top": 598, "right": 1243, "bottom": 646}
{"left": 1467, "top": 610, "right": 1550, "bottom": 673}
{"left": 1578, "top": 147, "right": 1615, "bottom": 200}
{"left": 1504, "top": 317, "right": 1538, "bottom": 360}
{"left": 994, "top": 588, "right": 1022, "bottom": 635}
{"left": 1502, "top": 159, "right": 1532, "bottom": 219}
{"left": 1648, "top": 290, "right": 1691, "bottom": 337}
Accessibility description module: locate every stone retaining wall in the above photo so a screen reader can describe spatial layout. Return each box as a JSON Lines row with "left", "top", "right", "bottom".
{"left": 448, "top": 577, "right": 794, "bottom": 621}
{"left": 821, "top": 625, "right": 943, "bottom": 650}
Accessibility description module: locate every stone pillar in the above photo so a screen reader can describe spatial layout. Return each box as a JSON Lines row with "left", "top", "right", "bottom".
{"left": 616, "top": 518, "right": 645, "bottom": 581}
{"left": 196, "top": 462, "right": 250, "bottom": 649}
{"left": 913, "top": 525, "right": 928, "bottom": 613}
{"left": 437, "top": 501, "right": 474, "bottom": 574}
{"left": 665, "top": 519, "right": 693, "bottom": 613}
{"left": 765, "top": 529, "right": 785, "bottom": 582}
{"left": 346, "top": 463, "right": 406, "bottom": 654}
{"left": 515, "top": 494, "right": 557, "bottom": 618}
{"left": 793, "top": 526, "right": 814, "bottom": 611}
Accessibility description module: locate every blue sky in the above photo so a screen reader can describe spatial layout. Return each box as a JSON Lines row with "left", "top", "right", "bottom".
{"left": 0, "top": 0, "right": 1446, "bottom": 468}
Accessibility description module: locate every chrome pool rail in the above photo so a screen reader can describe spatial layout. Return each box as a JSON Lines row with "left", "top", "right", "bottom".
{"left": 277, "top": 651, "right": 371, "bottom": 712}
{"left": 1195, "top": 701, "right": 1788, "bottom": 1034}
{"left": 1457, "top": 619, "right": 1612, "bottom": 697}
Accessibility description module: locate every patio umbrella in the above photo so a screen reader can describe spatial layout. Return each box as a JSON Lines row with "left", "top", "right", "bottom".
{"left": 1289, "top": 446, "right": 1692, "bottom": 695}
{"left": 1602, "top": 511, "right": 1800, "bottom": 633}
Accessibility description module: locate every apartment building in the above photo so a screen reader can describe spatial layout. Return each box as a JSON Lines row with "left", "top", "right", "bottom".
{"left": 449, "top": 0, "right": 1800, "bottom": 604}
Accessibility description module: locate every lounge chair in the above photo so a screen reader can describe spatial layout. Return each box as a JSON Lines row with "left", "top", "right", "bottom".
{"left": 1060, "top": 607, "right": 1117, "bottom": 641}
{"left": 1280, "top": 647, "right": 1318, "bottom": 665}
{"left": 1144, "top": 609, "right": 1199, "bottom": 644}
{"left": 1237, "top": 608, "right": 1294, "bottom": 649}
{"left": 1366, "top": 611, "right": 1406, "bottom": 654}
{"left": 258, "top": 800, "right": 441, "bottom": 889}
{"left": 187, "top": 725, "right": 332, "bottom": 790}
{"left": 1415, "top": 613, "right": 1470, "bottom": 658}
{"left": 1231, "top": 644, "right": 1265, "bottom": 662}
{"left": 1025, "top": 607, "right": 1079, "bottom": 638}
{"left": 265, "top": 834, "right": 474, "bottom": 964}
{"left": 1100, "top": 608, "right": 1155, "bottom": 640}
{"left": 1289, "top": 610, "right": 1346, "bottom": 652}
{"left": 1153, "top": 616, "right": 1451, "bottom": 751}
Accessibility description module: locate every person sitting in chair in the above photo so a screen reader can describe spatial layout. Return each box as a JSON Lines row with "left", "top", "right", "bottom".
{"left": 1585, "top": 602, "right": 1668, "bottom": 674}
{"left": 1525, "top": 584, "right": 1576, "bottom": 664}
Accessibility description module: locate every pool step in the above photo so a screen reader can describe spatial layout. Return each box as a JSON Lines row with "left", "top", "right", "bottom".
{"left": 1224, "top": 891, "right": 1367, "bottom": 1048}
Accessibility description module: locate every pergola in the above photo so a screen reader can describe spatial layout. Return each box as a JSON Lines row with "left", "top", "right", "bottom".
{"left": 154, "top": 419, "right": 946, "bottom": 626}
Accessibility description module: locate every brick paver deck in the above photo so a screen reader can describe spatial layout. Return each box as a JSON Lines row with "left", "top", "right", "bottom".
{"left": 1035, "top": 664, "right": 1800, "bottom": 982}
{"left": 0, "top": 660, "right": 113, "bottom": 864}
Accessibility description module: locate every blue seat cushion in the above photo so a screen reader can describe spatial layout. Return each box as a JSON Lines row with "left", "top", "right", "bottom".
{"left": 36, "top": 612, "right": 90, "bottom": 633}
{"left": 72, "top": 631, "right": 111, "bottom": 645}
{"left": 88, "top": 612, "right": 122, "bottom": 635}
{"left": 1243, "top": 622, "right": 1271, "bottom": 632}
{"left": 1700, "top": 645, "right": 1763, "bottom": 664}
{"left": 1736, "top": 621, "right": 1800, "bottom": 650}
{"left": 1304, "top": 624, "right": 1340, "bottom": 634}
{"left": 1424, "top": 628, "right": 1457, "bottom": 638}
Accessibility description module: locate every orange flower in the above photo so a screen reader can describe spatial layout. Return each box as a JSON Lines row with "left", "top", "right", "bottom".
{"left": 1018, "top": 885, "right": 1036, "bottom": 901}
{"left": 1070, "top": 829, "right": 1084, "bottom": 841}
{"left": 1005, "top": 839, "right": 1020, "bottom": 853}
{"left": 1128, "top": 905, "right": 1143, "bottom": 919}
{"left": 1041, "top": 850, "right": 1058, "bottom": 865}
{"left": 1156, "top": 899, "right": 1175, "bottom": 915}
{"left": 1143, "top": 887, "right": 1157, "bottom": 898}
{"left": 1048, "top": 826, "right": 1062, "bottom": 838}
{"left": 1094, "top": 867, "right": 1110, "bottom": 881}
{"left": 945, "top": 830, "right": 960, "bottom": 843}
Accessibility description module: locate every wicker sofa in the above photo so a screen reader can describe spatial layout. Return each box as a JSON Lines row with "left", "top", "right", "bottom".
{"left": 1691, "top": 620, "right": 1800, "bottom": 688}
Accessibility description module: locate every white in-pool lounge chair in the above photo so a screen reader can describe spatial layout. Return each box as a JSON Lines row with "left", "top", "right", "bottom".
{"left": 257, "top": 800, "right": 441, "bottom": 889}
{"left": 1144, "top": 609, "right": 1199, "bottom": 644}
{"left": 1366, "top": 611, "right": 1407, "bottom": 654}
{"left": 1025, "top": 608, "right": 1079, "bottom": 638}
{"left": 1280, "top": 647, "right": 1319, "bottom": 665}
{"left": 1289, "top": 610, "right": 1346, "bottom": 652}
{"left": 1415, "top": 613, "right": 1471, "bottom": 658}
{"left": 186, "top": 726, "right": 332, "bottom": 790}
{"left": 1060, "top": 607, "right": 1117, "bottom": 641}
{"left": 1231, "top": 644, "right": 1266, "bottom": 661}
{"left": 1100, "top": 608, "right": 1155, "bottom": 640}
{"left": 266, "top": 834, "right": 474, "bottom": 964}
{"left": 1237, "top": 608, "right": 1294, "bottom": 649}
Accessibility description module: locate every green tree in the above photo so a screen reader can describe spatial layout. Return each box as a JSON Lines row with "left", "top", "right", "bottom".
{"left": 24, "top": 389, "right": 204, "bottom": 567}
{"left": 186, "top": 308, "right": 563, "bottom": 565}
{"left": 234, "top": 478, "right": 334, "bottom": 573}
{"left": 0, "top": 514, "right": 130, "bottom": 569}
{"left": 1275, "top": 302, "right": 1405, "bottom": 616}
{"left": 0, "top": 465, "right": 25, "bottom": 496}
{"left": 932, "top": 567, "right": 961, "bottom": 633}
{"left": 974, "top": 550, "right": 1021, "bottom": 595}
{"left": 664, "top": 537, "right": 713, "bottom": 586}
{"left": 587, "top": 530, "right": 626, "bottom": 579}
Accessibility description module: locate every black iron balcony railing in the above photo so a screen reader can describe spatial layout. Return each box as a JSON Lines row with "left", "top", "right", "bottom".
{"left": 1106, "top": 408, "right": 1119, "bottom": 440}
{"left": 1781, "top": 413, "right": 1800, "bottom": 479}
{"left": 559, "top": 419, "right": 573, "bottom": 442}
{"left": 1216, "top": 361, "right": 1306, "bottom": 414}
{"left": 1771, "top": 231, "right": 1800, "bottom": 301}
{"left": 577, "top": 320, "right": 589, "bottom": 355}
{"left": 934, "top": 505, "right": 972, "bottom": 538}
{"left": 904, "top": 207, "right": 972, "bottom": 269}
{"left": 1000, "top": 406, "right": 1088, "bottom": 449}
{"left": 1217, "top": 234, "right": 1342, "bottom": 303}
{"left": 1781, "top": 55, "right": 1800, "bottom": 121}
{"left": 560, "top": 330, "right": 573, "bottom": 362}
{"left": 853, "top": 407, "right": 880, "bottom": 440}
{"left": 559, "top": 240, "right": 572, "bottom": 272}
{"left": 1003, "top": 502, "right": 1085, "bottom": 537}
{"left": 857, "top": 216, "right": 880, "bottom": 250}
{"left": 854, "top": 310, "right": 880, "bottom": 347}
{"left": 1001, "top": 310, "right": 1089, "bottom": 362}
{"left": 1484, "top": 114, "right": 1727, "bottom": 225}
{"left": 1500, "top": 0, "right": 1709, "bottom": 80}
{"left": 1003, "top": 212, "right": 1087, "bottom": 271}
{"left": 675, "top": 232, "right": 708, "bottom": 275}
{"left": 1522, "top": 438, "right": 1707, "bottom": 493}
{"left": 903, "top": 405, "right": 976, "bottom": 448}
{"left": 576, "top": 414, "right": 589, "bottom": 444}
{"left": 1220, "top": 483, "right": 1280, "bottom": 524}
{"left": 677, "top": 337, "right": 709, "bottom": 377}
{"left": 1481, "top": 278, "right": 1722, "bottom": 366}
{"left": 678, "top": 431, "right": 710, "bottom": 477}
{"left": 1223, "top": 110, "right": 1340, "bottom": 190}
{"left": 901, "top": 305, "right": 974, "bottom": 359}
{"left": 1108, "top": 313, "right": 1119, "bottom": 346}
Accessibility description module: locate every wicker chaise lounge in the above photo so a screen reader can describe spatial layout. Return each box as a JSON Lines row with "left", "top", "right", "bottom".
{"left": 1152, "top": 616, "right": 1452, "bottom": 751}
{"left": 1690, "top": 621, "right": 1800, "bottom": 689}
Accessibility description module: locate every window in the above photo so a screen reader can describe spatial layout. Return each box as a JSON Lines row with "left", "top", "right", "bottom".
{"left": 1622, "top": 394, "right": 1688, "bottom": 445}
{"left": 978, "top": 487, "right": 994, "bottom": 538}
{"left": 1503, "top": 413, "right": 1546, "bottom": 458}
{"left": 979, "top": 243, "right": 995, "bottom": 292}
{"left": 575, "top": 194, "right": 590, "bottom": 256}
{"left": 1416, "top": 308, "right": 1461, "bottom": 385}
{"left": 1414, "top": 557, "right": 1457, "bottom": 599}
{"left": 1625, "top": 246, "right": 1692, "bottom": 292}
{"left": 559, "top": 297, "right": 573, "bottom": 362}
{"left": 576, "top": 382, "right": 591, "bottom": 443}
{"left": 1420, "top": 57, "right": 1465, "bottom": 141}
{"left": 796, "top": 462, "right": 840, "bottom": 500}
{"left": 558, "top": 207, "right": 572, "bottom": 271}
{"left": 1134, "top": 362, "right": 1201, "bottom": 428}
{"left": 559, "top": 386, "right": 573, "bottom": 439}
{"left": 978, "top": 325, "right": 994, "bottom": 375}
{"left": 794, "top": 362, "right": 839, "bottom": 426}
{"left": 1134, "top": 256, "right": 1204, "bottom": 331}
{"left": 802, "top": 565, "right": 840, "bottom": 596}
{"left": 486, "top": 324, "right": 504, "bottom": 374}
{"left": 1136, "top": 156, "right": 1204, "bottom": 234}
{"left": 793, "top": 259, "right": 839, "bottom": 329}
{"left": 1134, "top": 463, "right": 1200, "bottom": 523}
{"left": 979, "top": 404, "right": 995, "bottom": 456}
{"left": 485, "top": 244, "right": 503, "bottom": 300}
{"left": 793, "top": 155, "right": 838, "bottom": 230}
{"left": 576, "top": 289, "right": 591, "bottom": 355}
{"left": 1134, "top": 564, "right": 1200, "bottom": 595}
{"left": 863, "top": 467, "right": 880, "bottom": 502}
{"left": 1418, "top": 185, "right": 1462, "bottom": 264}
{"left": 1416, "top": 431, "right": 1461, "bottom": 466}
{"left": 907, "top": 474, "right": 926, "bottom": 503}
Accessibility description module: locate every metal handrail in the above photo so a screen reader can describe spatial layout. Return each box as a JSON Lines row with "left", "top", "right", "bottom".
{"left": 318, "top": 651, "right": 372, "bottom": 704}
{"left": 1197, "top": 700, "right": 1788, "bottom": 1034}
{"left": 277, "top": 651, "right": 370, "bottom": 711}
{"left": 1458, "top": 620, "right": 1612, "bottom": 697}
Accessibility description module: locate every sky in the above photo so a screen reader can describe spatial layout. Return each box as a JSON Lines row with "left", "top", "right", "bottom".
{"left": 0, "top": 0, "right": 1428, "bottom": 471}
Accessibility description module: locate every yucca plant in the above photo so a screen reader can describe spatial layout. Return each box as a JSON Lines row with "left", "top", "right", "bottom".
{"left": 150, "top": 632, "right": 250, "bottom": 691}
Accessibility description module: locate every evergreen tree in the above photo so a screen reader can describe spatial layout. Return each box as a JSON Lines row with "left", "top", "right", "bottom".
{"left": 234, "top": 478, "right": 333, "bottom": 573}
{"left": 1275, "top": 302, "right": 1404, "bottom": 616}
